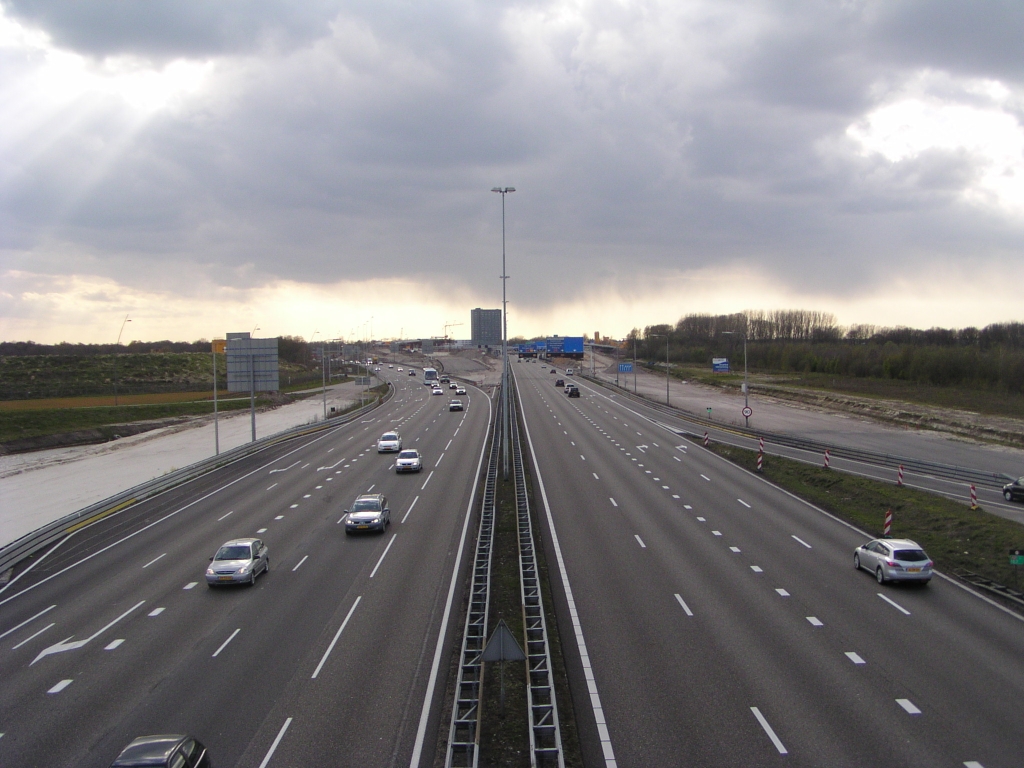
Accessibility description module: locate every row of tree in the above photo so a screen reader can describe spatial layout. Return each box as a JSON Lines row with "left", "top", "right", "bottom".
{"left": 628, "top": 312, "right": 1024, "bottom": 393}
{"left": 0, "top": 337, "right": 321, "bottom": 367}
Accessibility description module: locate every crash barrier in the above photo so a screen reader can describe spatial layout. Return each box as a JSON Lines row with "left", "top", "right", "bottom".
{"left": 581, "top": 374, "right": 1010, "bottom": 491}
{"left": 0, "top": 383, "right": 394, "bottom": 577}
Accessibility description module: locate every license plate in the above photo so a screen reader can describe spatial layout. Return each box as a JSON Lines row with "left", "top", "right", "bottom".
{"left": 907, "top": 567, "right": 921, "bottom": 573}
{"left": 357, "top": 525, "right": 369, "bottom": 529}
{"left": 218, "top": 575, "right": 233, "bottom": 581}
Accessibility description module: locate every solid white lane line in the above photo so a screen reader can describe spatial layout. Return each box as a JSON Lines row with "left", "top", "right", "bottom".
{"left": 634, "top": 535, "right": 646, "bottom": 548}
{"left": 516, "top": 386, "right": 617, "bottom": 768}
{"left": 700, "top": 474, "right": 710, "bottom": 481}
{"left": 148, "top": 608, "right": 165, "bottom": 617}
{"left": 737, "top": 499, "right": 751, "bottom": 508}
{"left": 257, "top": 718, "right": 293, "bottom": 768}
{"left": 142, "top": 553, "right": 166, "bottom": 569}
{"left": 292, "top": 555, "right": 309, "bottom": 572}
{"left": 609, "top": 498, "right": 618, "bottom": 507}
{"left": 104, "top": 639, "right": 124, "bottom": 650}
{"left": 896, "top": 698, "right": 921, "bottom": 714}
{"left": 776, "top": 588, "right": 790, "bottom": 597}
{"left": 435, "top": 453, "right": 445, "bottom": 467}
{"left": 0, "top": 605, "right": 56, "bottom": 641}
{"left": 792, "top": 535, "right": 812, "bottom": 548}
{"left": 312, "top": 596, "right": 362, "bottom": 679}
{"left": 878, "top": 593, "right": 911, "bottom": 615}
{"left": 370, "top": 534, "right": 398, "bottom": 578}
{"left": 12, "top": 623, "right": 54, "bottom": 650}
{"left": 212, "top": 628, "right": 240, "bottom": 657}
{"left": 48, "top": 679, "right": 73, "bottom": 694}
{"left": 806, "top": 616, "right": 823, "bottom": 626}
{"left": 845, "top": 652, "right": 865, "bottom": 664}
{"left": 266, "top": 483, "right": 278, "bottom": 491}
{"left": 751, "top": 707, "right": 788, "bottom": 754}
{"left": 674, "top": 594, "right": 693, "bottom": 616}
{"left": 421, "top": 470, "right": 435, "bottom": 489}
{"left": 217, "top": 511, "right": 234, "bottom": 521}
{"left": 402, "top": 496, "right": 420, "bottom": 524}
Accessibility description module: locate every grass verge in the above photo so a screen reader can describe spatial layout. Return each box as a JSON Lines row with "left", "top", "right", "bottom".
{"left": 707, "top": 442, "right": 1024, "bottom": 590}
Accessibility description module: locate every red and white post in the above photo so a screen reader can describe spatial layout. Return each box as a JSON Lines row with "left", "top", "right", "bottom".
{"left": 757, "top": 437, "right": 764, "bottom": 472}
{"left": 970, "top": 484, "right": 978, "bottom": 510}
{"left": 703, "top": 431, "right": 710, "bottom": 447}
{"left": 823, "top": 449, "right": 831, "bottom": 469}
{"left": 883, "top": 508, "right": 893, "bottom": 536}
{"left": 897, "top": 464, "right": 904, "bottom": 487}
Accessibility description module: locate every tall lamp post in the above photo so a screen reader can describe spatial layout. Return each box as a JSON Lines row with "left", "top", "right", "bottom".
{"left": 649, "top": 333, "right": 670, "bottom": 405}
{"left": 722, "top": 330, "right": 749, "bottom": 427}
{"left": 249, "top": 326, "right": 260, "bottom": 442}
{"left": 113, "top": 314, "right": 131, "bottom": 406}
{"left": 492, "top": 186, "right": 515, "bottom": 480}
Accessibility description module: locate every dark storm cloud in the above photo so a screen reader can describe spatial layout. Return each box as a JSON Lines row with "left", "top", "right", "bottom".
{"left": 3, "top": 0, "right": 1024, "bottom": 313}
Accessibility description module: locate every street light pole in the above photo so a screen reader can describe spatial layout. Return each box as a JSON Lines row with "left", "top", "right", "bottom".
{"left": 649, "top": 333, "right": 670, "bottom": 405}
{"left": 113, "top": 314, "right": 131, "bottom": 406}
{"left": 492, "top": 186, "right": 515, "bottom": 481}
{"left": 722, "top": 331, "right": 750, "bottom": 427}
{"left": 249, "top": 326, "right": 260, "bottom": 442}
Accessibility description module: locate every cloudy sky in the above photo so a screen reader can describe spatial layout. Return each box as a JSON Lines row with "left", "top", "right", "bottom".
{"left": 1, "top": 0, "right": 1023, "bottom": 344}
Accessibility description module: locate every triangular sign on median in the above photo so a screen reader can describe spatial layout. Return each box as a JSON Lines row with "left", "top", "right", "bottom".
{"left": 481, "top": 619, "right": 526, "bottom": 662}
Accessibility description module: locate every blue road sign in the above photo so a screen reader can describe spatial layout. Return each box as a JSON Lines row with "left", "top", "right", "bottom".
{"left": 619, "top": 363, "right": 633, "bottom": 373}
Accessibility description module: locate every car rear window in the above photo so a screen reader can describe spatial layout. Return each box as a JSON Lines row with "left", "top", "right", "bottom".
{"left": 894, "top": 549, "right": 929, "bottom": 562}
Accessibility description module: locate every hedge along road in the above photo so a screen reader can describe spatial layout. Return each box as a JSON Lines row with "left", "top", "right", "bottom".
{"left": 0, "top": 370, "right": 492, "bottom": 768}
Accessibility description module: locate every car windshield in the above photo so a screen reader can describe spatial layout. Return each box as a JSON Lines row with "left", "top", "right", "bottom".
{"left": 894, "top": 549, "right": 929, "bottom": 562}
{"left": 399, "top": 451, "right": 418, "bottom": 459}
{"left": 216, "top": 545, "right": 251, "bottom": 560}
{"left": 352, "top": 499, "right": 381, "bottom": 512}
{"left": 381, "top": 434, "right": 398, "bottom": 441}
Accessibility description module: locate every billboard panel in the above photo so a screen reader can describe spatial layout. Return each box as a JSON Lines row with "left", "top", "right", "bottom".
{"left": 563, "top": 337, "right": 584, "bottom": 354}
{"left": 712, "top": 357, "right": 730, "bottom": 373}
{"left": 226, "top": 334, "right": 280, "bottom": 392}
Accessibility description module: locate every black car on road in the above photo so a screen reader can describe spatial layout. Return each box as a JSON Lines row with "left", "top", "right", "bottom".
{"left": 1004, "top": 476, "right": 1024, "bottom": 502}
{"left": 110, "top": 735, "right": 210, "bottom": 767}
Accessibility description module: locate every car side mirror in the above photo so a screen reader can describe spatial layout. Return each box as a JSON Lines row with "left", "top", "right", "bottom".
{"left": 209, "top": 556, "right": 214, "bottom": 561}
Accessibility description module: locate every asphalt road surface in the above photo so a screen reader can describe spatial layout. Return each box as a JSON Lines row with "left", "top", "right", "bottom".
{"left": 0, "top": 370, "right": 490, "bottom": 768}
{"left": 516, "top": 360, "right": 1024, "bottom": 768}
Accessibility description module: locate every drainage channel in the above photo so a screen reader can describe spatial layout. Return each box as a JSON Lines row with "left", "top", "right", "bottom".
{"left": 446, "top": 392, "right": 501, "bottom": 767}
{"left": 510, "top": 387, "right": 566, "bottom": 767}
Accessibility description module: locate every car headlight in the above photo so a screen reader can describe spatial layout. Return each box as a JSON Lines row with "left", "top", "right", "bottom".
{"left": 206, "top": 568, "right": 215, "bottom": 576}
{"left": 239, "top": 565, "right": 250, "bottom": 574}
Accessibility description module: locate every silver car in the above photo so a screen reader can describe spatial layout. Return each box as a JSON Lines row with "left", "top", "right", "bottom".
{"left": 377, "top": 431, "right": 402, "bottom": 452}
{"left": 854, "top": 538, "right": 933, "bottom": 584}
{"left": 206, "top": 538, "right": 269, "bottom": 586}
{"left": 345, "top": 493, "right": 390, "bottom": 534}
{"left": 396, "top": 449, "right": 423, "bottom": 473}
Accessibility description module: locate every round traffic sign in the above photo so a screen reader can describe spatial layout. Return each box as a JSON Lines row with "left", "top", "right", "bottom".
{"left": 742, "top": 406, "right": 753, "bottom": 418}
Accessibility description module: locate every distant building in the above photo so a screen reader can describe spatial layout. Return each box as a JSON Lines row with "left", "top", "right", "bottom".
{"left": 471, "top": 308, "right": 502, "bottom": 347}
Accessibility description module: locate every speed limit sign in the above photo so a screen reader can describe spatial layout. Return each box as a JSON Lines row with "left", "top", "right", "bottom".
{"left": 742, "top": 406, "right": 753, "bottom": 418}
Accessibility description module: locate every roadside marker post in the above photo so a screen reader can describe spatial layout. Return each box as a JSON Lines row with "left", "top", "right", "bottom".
{"left": 703, "top": 431, "right": 710, "bottom": 447}
{"left": 883, "top": 508, "right": 893, "bottom": 537}
{"left": 823, "top": 449, "right": 831, "bottom": 469}
{"left": 757, "top": 437, "right": 764, "bottom": 472}
{"left": 897, "top": 464, "right": 904, "bottom": 487}
{"left": 970, "top": 484, "right": 978, "bottom": 510}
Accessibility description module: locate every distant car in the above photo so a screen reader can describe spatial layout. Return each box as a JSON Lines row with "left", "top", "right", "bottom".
{"left": 566, "top": 368, "right": 574, "bottom": 375}
{"left": 854, "top": 538, "right": 933, "bottom": 585}
{"left": 397, "top": 367, "right": 403, "bottom": 371}
{"left": 1003, "top": 476, "right": 1024, "bottom": 502}
{"left": 396, "top": 449, "right": 423, "bottom": 472}
{"left": 449, "top": 382, "right": 458, "bottom": 389}
{"left": 110, "top": 734, "right": 210, "bottom": 768}
{"left": 206, "top": 538, "right": 269, "bottom": 586}
{"left": 408, "top": 370, "right": 415, "bottom": 376}
{"left": 449, "top": 399, "right": 464, "bottom": 411}
{"left": 432, "top": 387, "right": 444, "bottom": 395}
{"left": 345, "top": 493, "right": 390, "bottom": 534}
{"left": 555, "top": 378, "right": 565, "bottom": 387}
{"left": 377, "top": 431, "right": 402, "bottom": 452}
{"left": 440, "top": 376, "right": 450, "bottom": 383}
{"left": 550, "top": 368, "right": 557, "bottom": 374}
{"left": 456, "top": 386, "right": 466, "bottom": 395}
{"left": 388, "top": 364, "right": 393, "bottom": 368}
{"left": 567, "top": 386, "right": 580, "bottom": 398}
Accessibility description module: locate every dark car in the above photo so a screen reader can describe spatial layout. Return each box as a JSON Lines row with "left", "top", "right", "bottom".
{"left": 566, "top": 386, "right": 580, "bottom": 398}
{"left": 345, "top": 493, "right": 390, "bottom": 534}
{"left": 110, "top": 735, "right": 210, "bottom": 767}
{"left": 555, "top": 379, "right": 565, "bottom": 387}
{"left": 1003, "top": 476, "right": 1024, "bottom": 502}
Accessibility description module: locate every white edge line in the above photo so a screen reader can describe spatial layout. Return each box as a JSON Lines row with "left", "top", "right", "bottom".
{"left": 256, "top": 717, "right": 293, "bottom": 768}
{"left": 402, "top": 496, "right": 420, "bottom": 524}
{"left": 311, "top": 596, "right": 362, "bottom": 679}
{"left": 369, "top": 534, "right": 398, "bottom": 578}
{"left": 750, "top": 707, "right": 788, "bottom": 754}
{"left": 877, "top": 592, "right": 911, "bottom": 615}
{"left": 12, "top": 622, "right": 55, "bottom": 649}
{"left": 421, "top": 470, "right": 435, "bottom": 490}
{"left": 0, "top": 604, "right": 56, "bottom": 641}
{"left": 516, "top": 373, "right": 617, "bottom": 767}
{"left": 142, "top": 553, "right": 167, "bottom": 569}
{"left": 674, "top": 593, "right": 693, "bottom": 616}
{"left": 408, "top": 390, "right": 492, "bottom": 768}
{"left": 792, "top": 535, "right": 812, "bottom": 549}
{"left": 212, "top": 628, "right": 240, "bottom": 657}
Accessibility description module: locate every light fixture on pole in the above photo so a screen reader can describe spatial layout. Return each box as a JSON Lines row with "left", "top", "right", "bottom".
{"left": 113, "top": 314, "right": 131, "bottom": 406}
{"left": 492, "top": 186, "right": 515, "bottom": 480}
{"left": 722, "top": 330, "right": 749, "bottom": 427}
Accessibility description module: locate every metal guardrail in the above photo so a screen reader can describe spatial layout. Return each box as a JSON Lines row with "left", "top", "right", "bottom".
{"left": 0, "top": 383, "right": 394, "bottom": 577}
{"left": 510, "top": 377, "right": 565, "bottom": 767}
{"left": 446, "top": 393, "right": 500, "bottom": 767}
{"left": 581, "top": 374, "right": 1010, "bottom": 490}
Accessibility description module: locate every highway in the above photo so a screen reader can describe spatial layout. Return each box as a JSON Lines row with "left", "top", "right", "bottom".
{"left": 515, "top": 360, "right": 1024, "bottom": 768}
{"left": 0, "top": 370, "right": 490, "bottom": 768}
